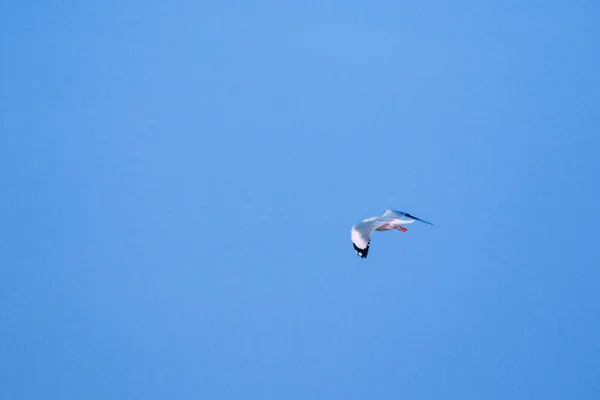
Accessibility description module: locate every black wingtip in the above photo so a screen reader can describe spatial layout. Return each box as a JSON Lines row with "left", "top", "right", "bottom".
{"left": 353, "top": 243, "right": 369, "bottom": 258}
{"left": 405, "top": 213, "right": 434, "bottom": 226}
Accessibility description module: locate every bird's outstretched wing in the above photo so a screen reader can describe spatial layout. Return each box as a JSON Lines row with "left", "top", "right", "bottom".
{"left": 382, "top": 209, "right": 434, "bottom": 226}
{"left": 351, "top": 219, "right": 389, "bottom": 258}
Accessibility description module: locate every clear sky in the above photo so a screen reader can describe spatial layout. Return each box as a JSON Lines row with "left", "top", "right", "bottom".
{"left": 2, "top": 1, "right": 600, "bottom": 399}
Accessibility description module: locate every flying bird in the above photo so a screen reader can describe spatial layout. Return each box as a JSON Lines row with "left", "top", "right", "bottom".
{"left": 351, "top": 210, "right": 433, "bottom": 258}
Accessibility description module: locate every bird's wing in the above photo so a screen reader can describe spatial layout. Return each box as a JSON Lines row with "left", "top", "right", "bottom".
{"left": 382, "top": 209, "right": 434, "bottom": 226}
{"left": 404, "top": 213, "right": 434, "bottom": 225}
{"left": 351, "top": 219, "right": 389, "bottom": 258}
{"left": 382, "top": 209, "right": 404, "bottom": 218}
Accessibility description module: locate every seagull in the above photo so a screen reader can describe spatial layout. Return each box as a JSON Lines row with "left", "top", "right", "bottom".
{"left": 351, "top": 210, "right": 433, "bottom": 258}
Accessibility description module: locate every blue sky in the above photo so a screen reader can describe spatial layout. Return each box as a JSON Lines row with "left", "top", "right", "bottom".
{"left": 2, "top": 1, "right": 600, "bottom": 399}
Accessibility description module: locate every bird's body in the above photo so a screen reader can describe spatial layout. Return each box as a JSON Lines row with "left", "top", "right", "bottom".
{"left": 351, "top": 210, "right": 433, "bottom": 258}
